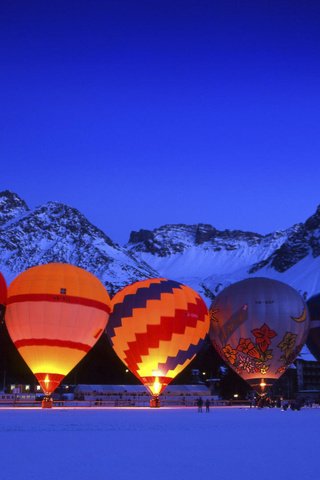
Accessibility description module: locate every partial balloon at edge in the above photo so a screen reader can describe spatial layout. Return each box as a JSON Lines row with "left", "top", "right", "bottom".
{"left": 306, "top": 293, "right": 320, "bottom": 362}
{"left": 0, "top": 272, "right": 7, "bottom": 322}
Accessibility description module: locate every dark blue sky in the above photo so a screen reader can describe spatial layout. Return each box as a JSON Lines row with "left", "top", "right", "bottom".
{"left": 1, "top": 1, "right": 320, "bottom": 243}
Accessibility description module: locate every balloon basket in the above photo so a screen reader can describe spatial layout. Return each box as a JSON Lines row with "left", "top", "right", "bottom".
{"left": 41, "top": 397, "right": 53, "bottom": 409}
{"left": 150, "top": 396, "right": 160, "bottom": 408}
{"left": 258, "top": 391, "right": 268, "bottom": 398}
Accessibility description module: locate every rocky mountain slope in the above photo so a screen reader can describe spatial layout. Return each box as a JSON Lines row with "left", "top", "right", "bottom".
{"left": 1, "top": 190, "right": 320, "bottom": 302}
{"left": 1, "top": 189, "right": 319, "bottom": 381}
{"left": 127, "top": 209, "right": 320, "bottom": 302}
{"left": 126, "top": 223, "right": 291, "bottom": 298}
{"left": 0, "top": 190, "right": 157, "bottom": 296}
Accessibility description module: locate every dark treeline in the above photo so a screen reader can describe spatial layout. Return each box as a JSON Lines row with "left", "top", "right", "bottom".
{"left": 0, "top": 318, "right": 249, "bottom": 398}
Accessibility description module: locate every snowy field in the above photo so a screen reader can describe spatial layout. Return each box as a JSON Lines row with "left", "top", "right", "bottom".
{"left": 0, "top": 406, "right": 319, "bottom": 480}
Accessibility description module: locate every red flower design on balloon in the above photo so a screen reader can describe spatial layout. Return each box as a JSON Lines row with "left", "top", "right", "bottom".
{"left": 278, "top": 332, "right": 297, "bottom": 360}
{"left": 222, "top": 344, "right": 237, "bottom": 365}
{"left": 251, "top": 323, "right": 277, "bottom": 353}
{"left": 237, "top": 338, "right": 261, "bottom": 359}
{"left": 237, "top": 354, "right": 257, "bottom": 373}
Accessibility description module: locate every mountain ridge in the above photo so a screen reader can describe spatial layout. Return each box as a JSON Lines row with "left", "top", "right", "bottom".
{"left": 0, "top": 190, "right": 318, "bottom": 384}
{"left": 0, "top": 192, "right": 157, "bottom": 296}
{"left": 1, "top": 190, "right": 320, "bottom": 302}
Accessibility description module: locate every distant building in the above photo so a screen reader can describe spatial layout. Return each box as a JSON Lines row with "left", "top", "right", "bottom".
{"left": 74, "top": 384, "right": 216, "bottom": 406}
{"left": 270, "top": 365, "right": 297, "bottom": 399}
{"left": 295, "top": 359, "right": 320, "bottom": 401}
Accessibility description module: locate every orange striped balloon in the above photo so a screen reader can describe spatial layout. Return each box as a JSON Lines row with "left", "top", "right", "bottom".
{"left": 5, "top": 263, "right": 111, "bottom": 395}
{"left": 107, "top": 278, "right": 209, "bottom": 397}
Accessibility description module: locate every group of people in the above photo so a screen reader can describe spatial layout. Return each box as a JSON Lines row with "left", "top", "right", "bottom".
{"left": 252, "top": 395, "right": 304, "bottom": 410}
{"left": 196, "top": 397, "right": 210, "bottom": 412}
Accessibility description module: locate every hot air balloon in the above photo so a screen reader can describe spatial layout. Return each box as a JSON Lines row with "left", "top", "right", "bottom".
{"left": 209, "top": 277, "right": 310, "bottom": 396}
{"left": 5, "top": 263, "right": 111, "bottom": 406}
{"left": 0, "top": 272, "right": 7, "bottom": 322}
{"left": 107, "top": 278, "right": 209, "bottom": 406}
{"left": 306, "top": 294, "right": 320, "bottom": 361}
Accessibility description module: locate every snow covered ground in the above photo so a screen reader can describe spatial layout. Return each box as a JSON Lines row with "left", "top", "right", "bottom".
{"left": 0, "top": 406, "right": 318, "bottom": 480}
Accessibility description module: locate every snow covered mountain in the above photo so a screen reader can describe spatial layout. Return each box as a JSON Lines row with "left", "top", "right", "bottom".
{"left": 127, "top": 209, "right": 320, "bottom": 302}
{"left": 126, "top": 224, "right": 289, "bottom": 298}
{"left": 245, "top": 206, "right": 320, "bottom": 298}
{"left": 1, "top": 190, "right": 320, "bottom": 304}
{"left": 0, "top": 191, "right": 157, "bottom": 296}
{"left": 1, "top": 190, "right": 319, "bottom": 369}
{"left": 126, "top": 217, "right": 320, "bottom": 363}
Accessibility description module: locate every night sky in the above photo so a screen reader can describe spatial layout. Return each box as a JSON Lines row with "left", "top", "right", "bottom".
{"left": 1, "top": 0, "right": 320, "bottom": 243}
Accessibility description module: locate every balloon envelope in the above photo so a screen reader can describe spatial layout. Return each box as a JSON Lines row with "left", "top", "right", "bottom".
{"left": 306, "top": 294, "right": 320, "bottom": 361}
{"left": 5, "top": 263, "right": 111, "bottom": 395}
{"left": 0, "top": 272, "right": 7, "bottom": 322}
{"left": 209, "top": 277, "right": 310, "bottom": 394}
{"left": 107, "top": 278, "right": 209, "bottom": 396}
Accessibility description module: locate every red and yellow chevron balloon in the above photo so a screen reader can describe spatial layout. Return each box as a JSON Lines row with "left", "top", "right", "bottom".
{"left": 5, "top": 263, "right": 111, "bottom": 395}
{"left": 107, "top": 278, "right": 209, "bottom": 397}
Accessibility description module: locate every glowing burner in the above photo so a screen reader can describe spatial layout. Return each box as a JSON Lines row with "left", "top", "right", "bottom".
{"left": 152, "top": 377, "right": 162, "bottom": 396}
{"left": 44, "top": 374, "right": 50, "bottom": 387}
{"left": 260, "top": 378, "right": 267, "bottom": 390}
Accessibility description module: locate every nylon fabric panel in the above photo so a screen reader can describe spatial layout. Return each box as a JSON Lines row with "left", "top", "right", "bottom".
{"left": 159, "top": 320, "right": 208, "bottom": 360}
{"left": 165, "top": 354, "right": 197, "bottom": 378}
{"left": 8, "top": 263, "right": 110, "bottom": 304}
{"left": 159, "top": 340, "right": 207, "bottom": 376}
{"left": 110, "top": 298, "right": 177, "bottom": 357}
{"left": 135, "top": 328, "right": 207, "bottom": 378}
{"left": 124, "top": 297, "right": 209, "bottom": 377}
{"left": 36, "top": 373, "right": 65, "bottom": 395}
{"left": 17, "top": 345, "right": 86, "bottom": 376}
{"left": 134, "top": 318, "right": 208, "bottom": 377}
{"left": 109, "top": 286, "right": 178, "bottom": 370}
{"left": 7, "top": 293, "right": 110, "bottom": 313}
{"left": 0, "top": 272, "right": 7, "bottom": 305}
{"left": 112, "top": 291, "right": 206, "bottom": 360}
{"left": 123, "top": 289, "right": 145, "bottom": 375}
{"left": 107, "top": 278, "right": 178, "bottom": 338}
{"left": 6, "top": 302, "right": 108, "bottom": 346}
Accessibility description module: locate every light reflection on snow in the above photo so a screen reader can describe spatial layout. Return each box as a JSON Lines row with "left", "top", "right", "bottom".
{"left": 0, "top": 407, "right": 318, "bottom": 480}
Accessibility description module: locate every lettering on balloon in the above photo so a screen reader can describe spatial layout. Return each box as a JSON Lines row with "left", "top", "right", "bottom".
{"left": 53, "top": 295, "right": 70, "bottom": 303}
{"left": 255, "top": 300, "right": 274, "bottom": 304}
{"left": 217, "top": 304, "right": 248, "bottom": 345}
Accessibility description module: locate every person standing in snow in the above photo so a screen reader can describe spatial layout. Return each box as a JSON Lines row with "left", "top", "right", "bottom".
{"left": 197, "top": 397, "right": 203, "bottom": 412}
